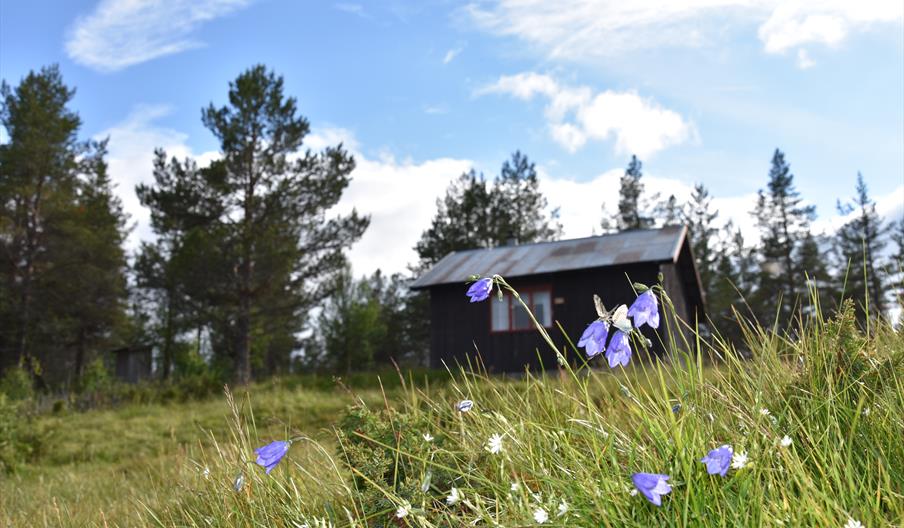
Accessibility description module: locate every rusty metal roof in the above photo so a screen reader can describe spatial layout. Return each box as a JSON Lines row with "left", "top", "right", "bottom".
{"left": 411, "top": 225, "right": 688, "bottom": 289}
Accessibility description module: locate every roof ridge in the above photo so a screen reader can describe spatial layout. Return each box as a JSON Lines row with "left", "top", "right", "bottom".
{"left": 445, "top": 225, "right": 683, "bottom": 257}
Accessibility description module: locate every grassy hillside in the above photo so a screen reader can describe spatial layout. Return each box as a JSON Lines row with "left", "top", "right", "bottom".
{"left": 3, "top": 293, "right": 903, "bottom": 527}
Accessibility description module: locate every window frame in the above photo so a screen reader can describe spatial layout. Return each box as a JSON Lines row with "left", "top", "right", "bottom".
{"left": 488, "top": 285, "right": 554, "bottom": 334}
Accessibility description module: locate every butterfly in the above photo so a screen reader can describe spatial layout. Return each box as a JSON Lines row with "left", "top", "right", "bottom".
{"left": 593, "top": 294, "right": 632, "bottom": 333}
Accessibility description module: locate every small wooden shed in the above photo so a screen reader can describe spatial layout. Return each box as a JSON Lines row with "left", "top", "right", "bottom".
{"left": 410, "top": 225, "right": 705, "bottom": 372}
{"left": 112, "top": 345, "right": 153, "bottom": 383}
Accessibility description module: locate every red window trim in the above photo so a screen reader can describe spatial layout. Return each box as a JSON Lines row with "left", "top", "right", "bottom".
{"left": 488, "top": 285, "right": 554, "bottom": 334}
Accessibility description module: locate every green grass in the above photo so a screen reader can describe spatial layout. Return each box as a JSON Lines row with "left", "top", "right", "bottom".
{"left": 3, "top": 293, "right": 904, "bottom": 527}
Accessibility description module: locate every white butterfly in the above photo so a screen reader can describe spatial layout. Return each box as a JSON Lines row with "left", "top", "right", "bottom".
{"left": 593, "top": 294, "right": 632, "bottom": 332}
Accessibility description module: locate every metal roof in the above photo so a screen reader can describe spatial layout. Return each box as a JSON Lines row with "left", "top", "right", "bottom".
{"left": 411, "top": 225, "right": 688, "bottom": 289}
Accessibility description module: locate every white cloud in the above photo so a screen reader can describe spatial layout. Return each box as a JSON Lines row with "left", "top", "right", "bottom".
{"left": 463, "top": 0, "right": 902, "bottom": 65}
{"left": 335, "top": 3, "right": 366, "bottom": 17}
{"left": 65, "top": 0, "right": 254, "bottom": 72}
{"left": 479, "top": 72, "right": 695, "bottom": 157}
{"left": 443, "top": 47, "right": 464, "bottom": 64}
{"left": 96, "top": 105, "right": 218, "bottom": 250}
{"left": 796, "top": 49, "right": 815, "bottom": 69}
{"left": 317, "top": 128, "right": 473, "bottom": 275}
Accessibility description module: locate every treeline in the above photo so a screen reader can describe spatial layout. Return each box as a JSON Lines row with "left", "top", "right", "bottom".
{"left": 1, "top": 64, "right": 902, "bottom": 390}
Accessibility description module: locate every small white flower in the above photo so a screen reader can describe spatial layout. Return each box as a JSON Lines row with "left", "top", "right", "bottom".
{"left": 446, "top": 487, "right": 460, "bottom": 506}
{"left": 843, "top": 518, "right": 863, "bottom": 528}
{"left": 202, "top": 466, "right": 210, "bottom": 479}
{"left": 780, "top": 435, "right": 793, "bottom": 448}
{"left": 510, "top": 482, "right": 520, "bottom": 492}
{"left": 862, "top": 406, "right": 871, "bottom": 416}
{"left": 487, "top": 433, "right": 504, "bottom": 454}
{"left": 629, "top": 488, "right": 638, "bottom": 496}
{"left": 731, "top": 451, "right": 750, "bottom": 469}
{"left": 760, "top": 408, "right": 771, "bottom": 416}
{"left": 457, "top": 399, "right": 474, "bottom": 413}
{"left": 533, "top": 508, "right": 549, "bottom": 524}
{"left": 557, "top": 499, "right": 568, "bottom": 517}
{"left": 395, "top": 504, "right": 410, "bottom": 519}
{"left": 422, "top": 433, "right": 434, "bottom": 442}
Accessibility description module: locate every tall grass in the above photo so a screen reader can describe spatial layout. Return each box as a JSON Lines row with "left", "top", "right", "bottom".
{"left": 151, "top": 279, "right": 904, "bottom": 527}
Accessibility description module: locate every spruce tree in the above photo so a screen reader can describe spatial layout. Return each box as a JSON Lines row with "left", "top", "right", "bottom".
{"left": 684, "top": 183, "right": 718, "bottom": 301}
{"left": 752, "top": 149, "right": 815, "bottom": 325}
{"left": 834, "top": 173, "right": 890, "bottom": 323}
{"left": 887, "top": 218, "right": 904, "bottom": 310}
{"left": 137, "top": 65, "right": 368, "bottom": 384}
{"left": 616, "top": 155, "right": 654, "bottom": 230}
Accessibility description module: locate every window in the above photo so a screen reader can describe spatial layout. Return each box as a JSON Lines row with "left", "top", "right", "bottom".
{"left": 490, "top": 287, "right": 553, "bottom": 332}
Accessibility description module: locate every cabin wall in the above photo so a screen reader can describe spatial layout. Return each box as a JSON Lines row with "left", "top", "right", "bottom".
{"left": 427, "top": 264, "right": 672, "bottom": 373}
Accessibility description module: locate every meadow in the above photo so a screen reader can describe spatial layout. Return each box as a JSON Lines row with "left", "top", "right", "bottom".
{"left": 2, "top": 282, "right": 903, "bottom": 527}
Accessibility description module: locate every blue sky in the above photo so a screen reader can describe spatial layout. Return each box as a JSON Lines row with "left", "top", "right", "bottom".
{"left": 2, "top": 0, "right": 902, "bottom": 274}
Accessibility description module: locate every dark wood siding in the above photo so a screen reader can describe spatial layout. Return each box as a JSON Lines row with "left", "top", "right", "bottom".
{"left": 426, "top": 263, "right": 694, "bottom": 372}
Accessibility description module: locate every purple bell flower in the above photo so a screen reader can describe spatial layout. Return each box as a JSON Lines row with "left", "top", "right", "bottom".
{"left": 631, "top": 472, "right": 671, "bottom": 506}
{"left": 466, "top": 278, "right": 493, "bottom": 303}
{"left": 700, "top": 445, "right": 733, "bottom": 477}
{"left": 605, "top": 330, "right": 631, "bottom": 368}
{"left": 628, "top": 290, "right": 659, "bottom": 329}
{"left": 578, "top": 320, "right": 609, "bottom": 358}
{"left": 254, "top": 440, "right": 290, "bottom": 474}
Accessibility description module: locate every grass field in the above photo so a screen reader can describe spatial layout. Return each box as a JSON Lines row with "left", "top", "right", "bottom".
{"left": 2, "top": 293, "right": 904, "bottom": 527}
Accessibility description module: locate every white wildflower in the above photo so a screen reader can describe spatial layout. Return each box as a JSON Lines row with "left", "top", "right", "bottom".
{"left": 202, "top": 466, "right": 210, "bottom": 479}
{"left": 760, "top": 408, "right": 771, "bottom": 416}
{"left": 557, "top": 499, "right": 568, "bottom": 517}
{"left": 395, "top": 504, "right": 409, "bottom": 519}
{"left": 446, "top": 487, "right": 460, "bottom": 506}
{"left": 533, "top": 508, "right": 549, "bottom": 524}
{"left": 487, "top": 433, "right": 504, "bottom": 454}
{"left": 731, "top": 451, "right": 750, "bottom": 469}
{"left": 629, "top": 489, "right": 638, "bottom": 496}
{"left": 862, "top": 406, "right": 871, "bottom": 416}
{"left": 422, "top": 433, "right": 434, "bottom": 442}
{"left": 843, "top": 518, "right": 863, "bottom": 528}
{"left": 510, "top": 482, "right": 520, "bottom": 492}
{"left": 780, "top": 435, "right": 793, "bottom": 448}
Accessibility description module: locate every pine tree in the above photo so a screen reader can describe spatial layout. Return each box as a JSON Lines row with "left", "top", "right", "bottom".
{"left": 137, "top": 65, "right": 368, "bottom": 384}
{"left": 415, "top": 151, "right": 560, "bottom": 269}
{"left": 751, "top": 149, "right": 815, "bottom": 325}
{"left": 414, "top": 170, "right": 493, "bottom": 269}
{"left": 834, "top": 173, "right": 890, "bottom": 323}
{"left": 491, "top": 151, "right": 562, "bottom": 244}
{"left": 0, "top": 66, "right": 128, "bottom": 386}
{"left": 708, "top": 222, "right": 756, "bottom": 347}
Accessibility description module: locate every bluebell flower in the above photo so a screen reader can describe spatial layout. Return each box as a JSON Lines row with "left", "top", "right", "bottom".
{"left": 254, "top": 440, "right": 290, "bottom": 474}
{"left": 631, "top": 472, "right": 671, "bottom": 506}
{"left": 466, "top": 278, "right": 493, "bottom": 303}
{"left": 700, "top": 445, "right": 733, "bottom": 476}
{"left": 628, "top": 290, "right": 659, "bottom": 329}
{"left": 578, "top": 320, "right": 609, "bottom": 358}
{"left": 605, "top": 330, "right": 631, "bottom": 368}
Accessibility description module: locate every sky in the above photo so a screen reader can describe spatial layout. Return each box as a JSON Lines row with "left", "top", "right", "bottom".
{"left": 1, "top": 0, "right": 903, "bottom": 276}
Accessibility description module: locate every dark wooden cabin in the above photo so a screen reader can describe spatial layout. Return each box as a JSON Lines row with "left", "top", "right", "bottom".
{"left": 410, "top": 225, "right": 705, "bottom": 372}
